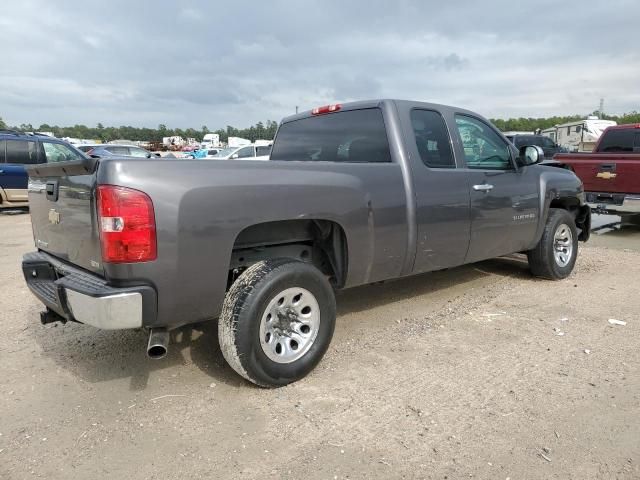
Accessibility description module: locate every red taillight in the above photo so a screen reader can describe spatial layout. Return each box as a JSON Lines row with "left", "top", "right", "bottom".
{"left": 97, "top": 185, "right": 157, "bottom": 263}
{"left": 312, "top": 104, "right": 341, "bottom": 115}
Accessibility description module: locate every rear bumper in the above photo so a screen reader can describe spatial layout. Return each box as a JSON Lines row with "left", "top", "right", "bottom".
{"left": 586, "top": 192, "right": 640, "bottom": 215}
{"left": 22, "top": 251, "right": 156, "bottom": 330}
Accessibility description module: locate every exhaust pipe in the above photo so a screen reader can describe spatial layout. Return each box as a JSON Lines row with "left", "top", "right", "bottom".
{"left": 147, "top": 328, "right": 169, "bottom": 359}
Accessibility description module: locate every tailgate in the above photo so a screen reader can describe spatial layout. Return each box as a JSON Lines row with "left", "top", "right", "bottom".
{"left": 27, "top": 159, "right": 103, "bottom": 274}
{"left": 558, "top": 154, "right": 640, "bottom": 194}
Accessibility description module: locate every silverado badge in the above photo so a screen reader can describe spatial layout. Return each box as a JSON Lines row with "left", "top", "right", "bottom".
{"left": 48, "top": 209, "right": 61, "bottom": 225}
{"left": 596, "top": 171, "right": 617, "bottom": 180}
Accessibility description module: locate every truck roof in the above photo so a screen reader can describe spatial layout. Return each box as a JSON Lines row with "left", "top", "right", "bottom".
{"left": 602, "top": 123, "right": 640, "bottom": 131}
{"left": 281, "top": 99, "right": 480, "bottom": 124}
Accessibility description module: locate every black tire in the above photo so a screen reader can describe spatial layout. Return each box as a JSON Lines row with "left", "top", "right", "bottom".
{"left": 527, "top": 208, "right": 579, "bottom": 280}
{"left": 218, "top": 258, "right": 336, "bottom": 387}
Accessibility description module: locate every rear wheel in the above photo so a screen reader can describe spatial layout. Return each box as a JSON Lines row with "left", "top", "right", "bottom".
{"left": 218, "top": 258, "right": 336, "bottom": 387}
{"left": 527, "top": 208, "right": 579, "bottom": 280}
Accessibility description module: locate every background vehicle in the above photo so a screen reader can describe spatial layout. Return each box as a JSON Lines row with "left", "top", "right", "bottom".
{"left": 506, "top": 134, "right": 567, "bottom": 159}
{"left": 85, "top": 144, "right": 160, "bottom": 158}
{"left": 553, "top": 124, "right": 640, "bottom": 219}
{"left": 211, "top": 144, "right": 271, "bottom": 160}
{"left": 227, "top": 136, "right": 251, "bottom": 148}
{"left": 0, "top": 131, "right": 84, "bottom": 209}
{"left": 541, "top": 117, "right": 617, "bottom": 152}
{"left": 22, "top": 99, "right": 590, "bottom": 387}
{"left": 182, "top": 148, "right": 224, "bottom": 159}
{"left": 200, "top": 133, "right": 220, "bottom": 149}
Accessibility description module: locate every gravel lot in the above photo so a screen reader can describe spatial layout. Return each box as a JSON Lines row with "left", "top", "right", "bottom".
{"left": 1, "top": 211, "right": 639, "bottom": 480}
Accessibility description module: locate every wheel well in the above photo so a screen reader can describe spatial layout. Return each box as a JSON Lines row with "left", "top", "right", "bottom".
{"left": 228, "top": 220, "right": 348, "bottom": 289}
{"left": 549, "top": 197, "right": 591, "bottom": 241}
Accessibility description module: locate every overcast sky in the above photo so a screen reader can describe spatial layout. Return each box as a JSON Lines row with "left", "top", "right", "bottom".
{"left": 2, "top": 0, "right": 639, "bottom": 129}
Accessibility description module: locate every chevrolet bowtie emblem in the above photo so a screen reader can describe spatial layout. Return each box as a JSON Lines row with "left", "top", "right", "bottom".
{"left": 48, "top": 209, "right": 61, "bottom": 224}
{"left": 596, "top": 171, "right": 617, "bottom": 180}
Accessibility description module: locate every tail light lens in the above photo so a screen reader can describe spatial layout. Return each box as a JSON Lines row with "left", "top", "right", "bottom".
{"left": 97, "top": 185, "right": 157, "bottom": 263}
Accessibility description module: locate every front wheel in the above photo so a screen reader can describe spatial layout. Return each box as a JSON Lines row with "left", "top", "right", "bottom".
{"left": 218, "top": 258, "right": 336, "bottom": 387}
{"left": 527, "top": 208, "right": 579, "bottom": 280}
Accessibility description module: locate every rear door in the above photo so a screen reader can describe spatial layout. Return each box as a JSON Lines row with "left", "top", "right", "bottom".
{"left": 2, "top": 139, "right": 40, "bottom": 202}
{"left": 400, "top": 107, "right": 472, "bottom": 272}
{"left": 28, "top": 141, "right": 102, "bottom": 273}
{"left": 452, "top": 114, "right": 539, "bottom": 262}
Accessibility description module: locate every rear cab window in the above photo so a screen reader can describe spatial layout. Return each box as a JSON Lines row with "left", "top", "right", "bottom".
{"left": 270, "top": 108, "right": 391, "bottom": 163}
{"left": 410, "top": 109, "right": 455, "bottom": 168}
{"left": 598, "top": 129, "right": 640, "bottom": 152}
{"left": 454, "top": 115, "right": 513, "bottom": 170}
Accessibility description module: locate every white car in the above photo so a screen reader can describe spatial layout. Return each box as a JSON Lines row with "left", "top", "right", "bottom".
{"left": 210, "top": 144, "right": 271, "bottom": 161}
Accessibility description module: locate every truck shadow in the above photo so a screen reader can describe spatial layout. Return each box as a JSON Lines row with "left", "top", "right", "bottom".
{"left": 29, "top": 255, "right": 532, "bottom": 391}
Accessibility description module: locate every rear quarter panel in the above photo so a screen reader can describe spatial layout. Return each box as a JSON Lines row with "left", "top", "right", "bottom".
{"left": 98, "top": 158, "right": 409, "bottom": 328}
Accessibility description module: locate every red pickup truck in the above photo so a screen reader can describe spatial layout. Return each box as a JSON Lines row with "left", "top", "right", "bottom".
{"left": 553, "top": 124, "right": 640, "bottom": 220}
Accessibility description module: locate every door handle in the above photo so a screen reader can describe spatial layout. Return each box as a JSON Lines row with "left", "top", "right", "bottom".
{"left": 473, "top": 184, "right": 494, "bottom": 192}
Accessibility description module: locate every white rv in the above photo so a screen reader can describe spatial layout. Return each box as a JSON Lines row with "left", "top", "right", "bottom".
{"left": 201, "top": 133, "right": 220, "bottom": 149}
{"left": 541, "top": 116, "right": 617, "bottom": 152}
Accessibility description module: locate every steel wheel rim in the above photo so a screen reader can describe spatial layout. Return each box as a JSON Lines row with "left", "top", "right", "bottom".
{"left": 553, "top": 223, "right": 573, "bottom": 267}
{"left": 259, "top": 287, "right": 320, "bottom": 364}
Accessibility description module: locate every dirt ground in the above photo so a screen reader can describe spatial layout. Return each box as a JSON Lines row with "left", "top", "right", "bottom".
{"left": 1, "top": 211, "right": 639, "bottom": 480}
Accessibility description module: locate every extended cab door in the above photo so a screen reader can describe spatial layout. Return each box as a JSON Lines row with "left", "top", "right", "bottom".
{"left": 452, "top": 114, "right": 539, "bottom": 262}
{"left": 399, "top": 107, "right": 472, "bottom": 273}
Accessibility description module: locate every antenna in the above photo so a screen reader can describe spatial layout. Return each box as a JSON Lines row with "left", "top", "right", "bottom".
{"left": 599, "top": 98, "right": 604, "bottom": 119}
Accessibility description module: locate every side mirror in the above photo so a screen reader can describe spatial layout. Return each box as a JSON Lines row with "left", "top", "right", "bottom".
{"left": 146, "top": 153, "right": 152, "bottom": 158}
{"left": 230, "top": 154, "right": 239, "bottom": 159}
{"left": 519, "top": 145, "right": 544, "bottom": 165}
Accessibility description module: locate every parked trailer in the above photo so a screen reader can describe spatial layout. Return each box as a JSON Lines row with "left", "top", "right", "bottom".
{"left": 541, "top": 117, "right": 617, "bottom": 152}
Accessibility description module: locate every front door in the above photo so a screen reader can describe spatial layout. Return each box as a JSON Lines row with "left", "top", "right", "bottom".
{"left": 452, "top": 114, "right": 538, "bottom": 263}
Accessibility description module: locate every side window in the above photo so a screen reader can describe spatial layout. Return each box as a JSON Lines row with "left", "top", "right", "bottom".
{"left": 256, "top": 145, "right": 271, "bottom": 156}
{"left": 42, "top": 142, "right": 83, "bottom": 163}
{"left": 106, "top": 146, "right": 129, "bottom": 155}
{"left": 270, "top": 108, "right": 392, "bottom": 163}
{"left": 6, "top": 140, "right": 38, "bottom": 164}
{"left": 454, "top": 115, "right": 512, "bottom": 170}
{"left": 0, "top": 140, "right": 5, "bottom": 163}
{"left": 128, "top": 147, "right": 149, "bottom": 158}
{"left": 411, "top": 109, "right": 455, "bottom": 168}
{"left": 236, "top": 146, "right": 255, "bottom": 158}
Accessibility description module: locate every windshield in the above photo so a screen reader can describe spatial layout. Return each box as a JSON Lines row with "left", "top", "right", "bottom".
{"left": 211, "top": 147, "right": 236, "bottom": 158}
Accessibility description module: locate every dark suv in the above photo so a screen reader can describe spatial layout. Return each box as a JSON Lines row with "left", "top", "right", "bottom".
{"left": 0, "top": 131, "right": 85, "bottom": 209}
{"left": 505, "top": 134, "right": 566, "bottom": 159}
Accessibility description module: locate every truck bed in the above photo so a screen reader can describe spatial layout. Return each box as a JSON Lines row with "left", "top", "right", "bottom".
{"left": 553, "top": 153, "right": 640, "bottom": 194}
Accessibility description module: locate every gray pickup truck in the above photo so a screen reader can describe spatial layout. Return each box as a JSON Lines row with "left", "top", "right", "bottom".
{"left": 22, "top": 99, "right": 590, "bottom": 387}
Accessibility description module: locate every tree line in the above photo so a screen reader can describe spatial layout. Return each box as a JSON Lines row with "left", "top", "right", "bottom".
{"left": 2, "top": 111, "right": 639, "bottom": 142}
{"left": 0, "top": 117, "right": 279, "bottom": 144}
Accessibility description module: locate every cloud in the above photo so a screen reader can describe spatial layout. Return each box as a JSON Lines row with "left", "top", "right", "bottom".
{"left": 1, "top": 0, "right": 638, "bottom": 129}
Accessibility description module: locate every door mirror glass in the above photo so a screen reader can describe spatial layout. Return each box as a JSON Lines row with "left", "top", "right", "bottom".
{"left": 520, "top": 145, "right": 544, "bottom": 165}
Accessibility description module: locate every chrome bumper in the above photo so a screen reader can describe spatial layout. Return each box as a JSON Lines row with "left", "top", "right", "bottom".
{"left": 65, "top": 290, "right": 142, "bottom": 329}
{"left": 588, "top": 195, "right": 640, "bottom": 215}
{"left": 22, "top": 251, "right": 154, "bottom": 330}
